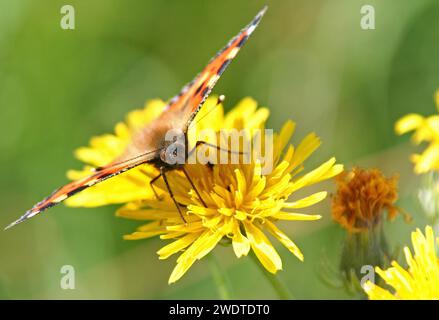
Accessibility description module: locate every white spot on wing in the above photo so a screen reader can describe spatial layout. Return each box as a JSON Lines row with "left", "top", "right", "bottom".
{"left": 27, "top": 211, "right": 38, "bottom": 218}
{"left": 247, "top": 24, "right": 256, "bottom": 35}
{"left": 53, "top": 194, "right": 68, "bottom": 203}
{"left": 227, "top": 47, "right": 239, "bottom": 59}
{"left": 207, "top": 74, "right": 220, "bottom": 88}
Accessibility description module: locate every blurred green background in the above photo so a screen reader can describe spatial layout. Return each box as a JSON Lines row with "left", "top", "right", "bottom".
{"left": 0, "top": 0, "right": 438, "bottom": 299}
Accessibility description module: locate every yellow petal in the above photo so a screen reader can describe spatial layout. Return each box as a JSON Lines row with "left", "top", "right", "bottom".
{"left": 235, "top": 169, "right": 247, "bottom": 195}
{"left": 169, "top": 228, "right": 225, "bottom": 284}
{"left": 413, "top": 143, "right": 439, "bottom": 174}
{"left": 232, "top": 221, "right": 250, "bottom": 258}
{"left": 192, "top": 96, "right": 224, "bottom": 132}
{"left": 126, "top": 99, "right": 165, "bottom": 130}
{"left": 66, "top": 167, "right": 95, "bottom": 180}
{"left": 167, "top": 221, "right": 204, "bottom": 233}
{"left": 88, "top": 134, "right": 126, "bottom": 159}
{"left": 264, "top": 220, "right": 304, "bottom": 261}
{"left": 395, "top": 114, "right": 424, "bottom": 135}
{"left": 157, "top": 232, "right": 201, "bottom": 260}
{"left": 65, "top": 169, "right": 154, "bottom": 207}
{"left": 247, "top": 175, "right": 266, "bottom": 199}
{"left": 426, "top": 116, "right": 439, "bottom": 137}
{"left": 317, "top": 163, "right": 344, "bottom": 181}
{"left": 288, "top": 133, "right": 321, "bottom": 171}
{"left": 234, "top": 210, "right": 247, "bottom": 221}
{"left": 283, "top": 191, "right": 327, "bottom": 209}
{"left": 363, "top": 281, "right": 396, "bottom": 300}
{"left": 116, "top": 207, "right": 177, "bottom": 220}
{"left": 123, "top": 230, "right": 165, "bottom": 240}
{"left": 244, "top": 221, "right": 282, "bottom": 274}
{"left": 363, "top": 225, "right": 439, "bottom": 299}
{"left": 247, "top": 107, "right": 270, "bottom": 130}
{"left": 74, "top": 146, "right": 115, "bottom": 167}
{"left": 202, "top": 214, "right": 223, "bottom": 229}
{"left": 277, "top": 120, "right": 296, "bottom": 153}
{"left": 272, "top": 212, "right": 321, "bottom": 221}
{"left": 187, "top": 205, "right": 218, "bottom": 216}
{"left": 411, "top": 117, "right": 439, "bottom": 144}
{"left": 160, "top": 231, "right": 186, "bottom": 240}
{"left": 287, "top": 157, "right": 339, "bottom": 193}
{"left": 282, "top": 145, "right": 294, "bottom": 164}
{"left": 269, "top": 161, "right": 290, "bottom": 181}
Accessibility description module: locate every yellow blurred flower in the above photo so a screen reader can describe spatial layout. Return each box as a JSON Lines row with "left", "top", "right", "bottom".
{"left": 395, "top": 90, "right": 439, "bottom": 174}
{"left": 66, "top": 96, "right": 343, "bottom": 283}
{"left": 364, "top": 225, "right": 439, "bottom": 299}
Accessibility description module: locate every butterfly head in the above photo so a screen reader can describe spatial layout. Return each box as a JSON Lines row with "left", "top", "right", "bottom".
{"left": 159, "top": 129, "right": 187, "bottom": 166}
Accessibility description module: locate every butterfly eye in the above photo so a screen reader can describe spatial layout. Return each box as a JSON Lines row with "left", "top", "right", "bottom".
{"left": 161, "top": 141, "right": 186, "bottom": 165}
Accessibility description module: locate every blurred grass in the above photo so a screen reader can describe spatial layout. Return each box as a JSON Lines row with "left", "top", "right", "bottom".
{"left": 0, "top": 0, "right": 438, "bottom": 299}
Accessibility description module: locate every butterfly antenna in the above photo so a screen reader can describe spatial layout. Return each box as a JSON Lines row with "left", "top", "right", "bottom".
{"left": 188, "top": 95, "right": 225, "bottom": 130}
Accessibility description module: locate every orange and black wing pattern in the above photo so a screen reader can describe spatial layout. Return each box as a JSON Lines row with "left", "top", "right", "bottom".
{"left": 159, "top": 6, "right": 267, "bottom": 130}
{"left": 5, "top": 6, "right": 267, "bottom": 230}
{"left": 5, "top": 152, "right": 158, "bottom": 230}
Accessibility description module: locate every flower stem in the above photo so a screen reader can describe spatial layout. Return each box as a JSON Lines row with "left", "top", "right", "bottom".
{"left": 249, "top": 252, "right": 294, "bottom": 300}
{"left": 207, "top": 253, "right": 232, "bottom": 300}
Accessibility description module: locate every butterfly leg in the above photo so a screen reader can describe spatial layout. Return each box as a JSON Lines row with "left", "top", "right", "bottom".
{"left": 160, "top": 166, "right": 187, "bottom": 223}
{"left": 149, "top": 172, "right": 163, "bottom": 201}
{"left": 181, "top": 166, "right": 207, "bottom": 208}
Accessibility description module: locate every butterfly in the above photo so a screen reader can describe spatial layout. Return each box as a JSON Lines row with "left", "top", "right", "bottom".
{"left": 5, "top": 6, "right": 267, "bottom": 230}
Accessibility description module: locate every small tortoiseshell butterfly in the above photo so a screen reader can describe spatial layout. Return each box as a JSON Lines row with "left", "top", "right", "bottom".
{"left": 6, "top": 6, "right": 267, "bottom": 230}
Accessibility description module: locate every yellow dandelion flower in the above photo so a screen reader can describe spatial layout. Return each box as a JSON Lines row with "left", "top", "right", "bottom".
{"left": 395, "top": 89, "right": 439, "bottom": 174}
{"left": 66, "top": 96, "right": 343, "bottom": 283}
{"left": 332, "top": 167, "right": 400, "bottom": 233}
{"left": 364, "top": 225, "right": 439, "bottom": 300}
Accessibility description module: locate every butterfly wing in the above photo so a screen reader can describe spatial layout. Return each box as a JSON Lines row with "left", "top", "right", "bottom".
{"left": 158, "top": 5, "right": 267, "bottom": 130}
{"left": 6, "top": 6, "right": 267, "bottom": 230}
{"left": 5, "top": 150, "right": 159, "bottom": 230}
{"left": 102, "top": 6, "right": 267, "bottom": 164}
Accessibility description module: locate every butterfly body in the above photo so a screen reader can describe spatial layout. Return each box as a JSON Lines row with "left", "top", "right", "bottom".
{"left": 5, "top": 6, "right": 267, "bottom": 230}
